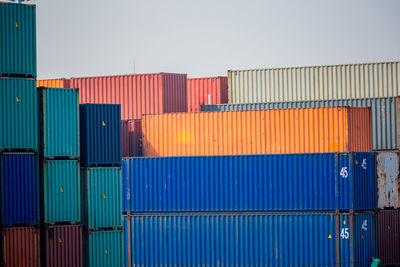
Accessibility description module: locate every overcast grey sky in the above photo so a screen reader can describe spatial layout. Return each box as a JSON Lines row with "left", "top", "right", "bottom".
{"left": 36, "top": 0, "right": 400, "bottom": 79}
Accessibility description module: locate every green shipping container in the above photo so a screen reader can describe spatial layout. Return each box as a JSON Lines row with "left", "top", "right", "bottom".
{"left": 39, "top": 87, "right": 79, "bottom": 158}
{"left": 0, "top": 77, "right": 38, "bottom": 151}
{"left": 0, "top": 2, "right": 36, "bottom": 77}
{"left": 42, "top": 160, "right": 81, "bottom": 224}
{"left": 81, "top": 167, "right": 122, "bottom": 230}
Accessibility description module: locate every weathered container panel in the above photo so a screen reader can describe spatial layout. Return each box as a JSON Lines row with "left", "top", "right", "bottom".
{"left": 42, "top": 160, "right": 81, "bottom": 224}
{"left": 187, "top": 77, "right": 228, "bottom": 112}
{"left": 1, "top": 153, "right": 39, "bottom": 226}
{"left": 0, "top": 3, "right": 36, "bottom": 77}
{"left": 79, "top": 104, "right": 121, "bottom": 167}
{"left": 228, "top": 62, "right": 400, "bottom": 104}
{"left": 377, "top": 210, "right": 400, "bottom": 266}
{"left": 72, "top": 73, "right": 187, "bottom": 120}
{"left": 377, "top": 151, "right": 400, "bottom": 209}
{"left": 142, "top": 107, "right": 372, "bottom": 156}
{"left": 0, "top": 78, "right": 38, "bottom": 151}
{"left": 121, "top": 120, "right": 142, "bottom": 157}
{"left": 37, "top": 79, "right": 70, "bottom": 88}
{"left": 39, "top": 87, "right": 79, "bottom": 158}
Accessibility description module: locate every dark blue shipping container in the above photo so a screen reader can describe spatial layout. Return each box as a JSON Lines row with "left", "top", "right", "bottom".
{"left": 123, "top": 212, "right": 376, "bottom": 267}
{"left": 0, "top": 153, "right": 39, "bottom": 226}
{"left": 122, "top": 153, "right": 376, "bottom": 212}
{"left": 79, "top": 104, "right": 121, "bottom": 167}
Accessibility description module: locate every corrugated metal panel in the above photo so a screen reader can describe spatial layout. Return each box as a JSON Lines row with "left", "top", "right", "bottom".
{"left": 83, "top": 230, "right": 123, "bottom": 267}
{"left": 37, "top": 79, "right": 70, "bottom": 88}
{"left": 39, "top": 87, "right": 80, "bottom": 158}
{"left": 42, "top": 160, "right": 81, "bottom": 224}
{"left": 142, "top": 107, "right": 372, "bottom": 156}
{"left": 121, "top": 119, "right": 142, "bottom": 157}
{"left": 81, "top": 167, "right": 122, "bottom": 230}
{"left": 228, "top": 62, "right": 400, "bottom": 104}
{"left": 44, "top": 225, "right": 83, "bottom": 267}
{"left": 1, "top": 153, "right": 39, "bottom": 226}
{"left": 202, "top": 97, "right": 399, "bottom": 151}
{"left": 79, "top": 104, "right": 121, "bottom": 167}
{"left": 0, "top": 78, "right": 38, "bottom": 151}
{"left": 377, "top": 210, "right": 400, "bottom": 266}
{"left": 1, "top": 227, "right": 40, "bottom": 267}
{"left": 122, "top": 153, "right": 376, "bottom": 212}
{"left": 187, "top": 77, "right": 228, "bottom": 112}
{"left": 0, "top": 3, "right": 36, "bottom": 77}
{"left": 377, "top": 151, "right": 400, "bottom": 209}
{"left": 71, "top": 73, "right": 187, "bottom": 120}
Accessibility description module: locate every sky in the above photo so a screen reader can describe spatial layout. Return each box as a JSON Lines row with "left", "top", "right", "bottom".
{"left": 35, "top": 0, "right": 400, "bottom": 79}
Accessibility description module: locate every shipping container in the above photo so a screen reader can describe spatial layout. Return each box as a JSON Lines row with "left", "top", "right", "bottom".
{"left": 202, "top": 97, "right": 400, "bottom": 151}
{"left": 0, "top": 77, "right": 38, "bottom": 151}
{"left": 187, "top": 77, "right": 228, "bottom": 112}
{"left": 1, "top": 153, "right": 39, "bottom": 226}
{"left": 121, "top": 120, "right": 142, "bottom": 157}
{"left": 71, "top": 73, "right": 187, "bottom": 120}
{"left": 1, "top": 227, "right": 40, "bottom": 267}
{"left": 122, "top": 153, "right": 376, "bottom": 213}
{"left": 37, "top": 79, "right": 70, "bottom": 88}
{"left": 83, "top": 230, "right": 123, "bottom": 267}
{"left": 228, "top": 62, "right": 400, "bottom": 104}
{"left": 377, "top": 151, "right": 400, "bottom": 209}
{"left": 79, "top": 104, "right": 121, "bottom": 167}
{"left": 142, "top": 107, "right": 372, "bottom": 156}
{"left": 43, "top": 225, "right": 83, "bottom": 267}
{"left": 0, "top": 2, "right": 36, "bottom": 77}
{"left": 39, "top": 87, "right": 80, "bottom": 158}
{"left": 123, "top": 212, "right": 375, "bottom": 267}
{"left": 377, "top": 210, "right": 400, "bottom": 266}
{"left": 42, "top": 160, "right": 81, "bottom": 224}
{"left": 81, "top": 167, "right": 122, "bottom": 230}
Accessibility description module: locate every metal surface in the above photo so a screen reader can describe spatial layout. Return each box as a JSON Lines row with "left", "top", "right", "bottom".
{"left": 81, "top": 167, "right": 122, "bottom": 230}
{"left": 377, "top": 151, "right": 400, "bottom": 209}
{"left": 187, "top": 77, "right": 228, "bottom": 112}
{"left": 44, "top": 225, "right": 83, "bottom": 267}
{"left": 83, "top": 230, "right": 123, "bottom": 267}
{"left": 121, "top": 120, "right": 142, "bottom": 157}
{"left": 42, "top": 160, "right": 81, "bottom": 224}
{"left": 142, "top": 107, "right": 372, "bottom": 156}
{"left": 0, "top": 2, "right": 36, "bottom": 77}
{"left": 228, "top": 62, "right": 400, "bottom": 104}
{"left": 37, "top": 79, "right": 70, "bottom": 88}
{"left": 0, "top": 77, "right": 38, "bottom": 151}
{"left": 39, "top": 87, "right": 80, "bottom": 158}
{"left": 71, "top": 73, "right": 187, "bottom": 120}
{"left": 202, "top": 97, "right": 400, "bottom": 151}
{"left": 1, "top": 153, "right": 39, "bottom": 226}
{"left": 377, "top": 210, "right": 400, "bottom": 266}
{"left": 79, "top": 104, "right": 121, "bottom": 167}
{"left": 1, "top": 227, "right": 40, "bottom": 267}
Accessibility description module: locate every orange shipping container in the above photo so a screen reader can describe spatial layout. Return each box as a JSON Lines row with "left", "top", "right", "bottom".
{"left": 37, "top": 79, "right": 70, "bottom": 88}
{"left": 142, "top": 107, "right": 372, "bottom": 156}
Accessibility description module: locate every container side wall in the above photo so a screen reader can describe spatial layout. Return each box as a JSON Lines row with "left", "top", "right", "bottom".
{"left": 349, "top": 107, "right": 372, "bottom": 152}
{"left": 377, "top": 210, "right": 400, "bottom": 265}
{"left": 353, "top": 153, "right": 377, "bottom": 210}
{"left": 162, "top": 73, "right": 187, "bottom": 113}
{"left": 377, "top": 152, "right": 400, "bottom": 209}
{"left": 354, "top": 213, "right": 376, "bottom": 267}
{"left": 84, "top": 230, "right": 123, "bottom": 267}
{"left": 37, "top": 79, "right": 70, "bottom": 88}
{"left": 187, "top": 77, "right": 228, "bottom": 112}
{"left": 121, "top": 159, "right": 130, "bottom": 212}
{"left": 121, "top": 120, "right": 142, "bottom": 157}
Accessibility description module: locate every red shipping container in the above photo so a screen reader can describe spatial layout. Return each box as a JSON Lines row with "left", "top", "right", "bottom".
{"left": 187, "top": 77, "right": 228, "bottom": 112}
{"left": 44, "top": 225, "right": 83, "bottom": 267}
{"left": 121, "top": 119, "right": 142, "bottom": 157}
{"left": 1, "top": 227, "right": 40, "bottom": 267}
{"left": 71, "top": 73, "right": 187, "bottom": 120}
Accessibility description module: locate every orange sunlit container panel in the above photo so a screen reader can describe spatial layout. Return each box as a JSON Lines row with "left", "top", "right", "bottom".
{"left": 36, "top": 79, "right": 70, "bottom": 88}
{"left": 142, "top": 107, "right": 372, "bottom": 156}
{"left": 187, "top": 77, "right": 227, "bottom": 112}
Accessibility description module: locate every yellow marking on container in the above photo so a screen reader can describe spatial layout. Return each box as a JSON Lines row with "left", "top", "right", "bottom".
{"left": 16, "top": 97, "right": 20, "bottom": 102}
{"left": 104, "top": 193, "right": 107, "bottom": 199}
{"left": 362, "top": 235, "right": 364, "bottom": 239}
{"left": 102, "top": 121, "right": 106, "bottom": 126}
{"left": 328, "top": 234, "right": 332, "bottom": 239}
{"left": 356, "top": 160, "right": 358, "bottom": 164}
{"left": 58, "top": 237, "right": 62, "bottom": 243}
{"left": 16, "top": 22, "right": 19, "bottom": 28}
{"left": 61, "top": 187, "right": 64, "bottom": 193}
{"left": 343, "top": 220, "right": 346, "bottom": 225}
{"left": 105, "top": 249, "right": 108, "bottom": 255}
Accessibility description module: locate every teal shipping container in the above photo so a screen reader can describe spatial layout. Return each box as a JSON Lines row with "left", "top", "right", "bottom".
{"left": 83, "top": 230, "right": 123, "bottom": 267}
{"left": 0, "top": 77, "right": 38, "bottom": 151}
{"left": 39, "top": 87, "right": 79, "bottom": 158}
{"left": 81, "top": 167, "right": 122, "bottom": 230}
{"left": 0, "top": 2, "right": 36, "bottom": 77}
{"left": 42, "top": 160, "right": 81, "bottom": 224}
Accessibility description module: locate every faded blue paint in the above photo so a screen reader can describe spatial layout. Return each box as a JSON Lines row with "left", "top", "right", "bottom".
{"left": 84, "top": 230, "right": 123, "bottom": 267}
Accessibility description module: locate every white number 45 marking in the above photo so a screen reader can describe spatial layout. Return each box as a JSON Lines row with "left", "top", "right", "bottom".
{"left": 340, "top": 167, "right": 348, "bottom": 178}
{"left": 361, "top": 159, "right": 367, "bottom": 170}
{"left": 340, "top": 228, "right": 350, "bottom": 239}
{"left": 362, "top": 220, "right": 368, "bottom": 231}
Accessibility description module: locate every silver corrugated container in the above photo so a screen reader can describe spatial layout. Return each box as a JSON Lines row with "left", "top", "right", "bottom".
{"left": 228, "top": 62, "right": 400, "bottom": 104}
{"left": 202, "top": 97, "right": 399, "bottom": 151}
{"left": 377, "top": 151, "right": 400, "bottom": 209}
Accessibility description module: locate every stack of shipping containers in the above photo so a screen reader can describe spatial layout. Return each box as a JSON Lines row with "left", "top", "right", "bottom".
{"left": 0, "top": 2, "right": 40, "bottom": 267}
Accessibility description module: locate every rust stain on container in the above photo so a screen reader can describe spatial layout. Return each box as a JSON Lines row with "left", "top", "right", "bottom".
{"left": 377, "top": 210, "right": 400, "bottom": 266}
{"left": 142, "top": 107, "right": 372, "bottom": 156}
{"left": 187, "top": 77, "right": 227, "bottom": 112}
{"left": 377, "top": 151, "right": 400, "bottom": 209}
{"left": 121, "top": 119, "right": 142, "bottom": 157}
{"left": 37, "top": 79, "right": 70, "bottom": 88}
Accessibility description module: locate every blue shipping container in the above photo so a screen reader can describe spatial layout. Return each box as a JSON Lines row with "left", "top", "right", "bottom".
{"left": 0, "top": 153, "right": 39, "bottom": 226}
{"left": 122, "top": 153, "right": 376, "bottom": 212}
{"left": 79, "top": 104, "right": 121, "bottom": 167}
{"left": 123, "top": 212, "right": 376, "bottom": 267}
